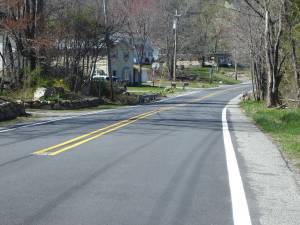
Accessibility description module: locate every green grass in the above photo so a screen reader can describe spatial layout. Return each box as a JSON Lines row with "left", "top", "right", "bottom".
{"left": 187, "top": 82, "right": 217, "bottom": 88}
{"left": 181, "top": 67, "right": 241, "bottom": 85}
{"left": 127, "top": 85, "right": 185, "bottom": 96}
{"left": 127, "top": 78, "right": 219, "bottom": 97}
{"left": 241, "top": 100, "right": 300, "bottom": 167}
{"left": 127, "top": 86, "right": 166, "bottom": 94}
{"left": 156, "top": 80, "right": 217, "bottom": 89}
{"left": 214, "top": 73, "right": 241, "bottom": 85}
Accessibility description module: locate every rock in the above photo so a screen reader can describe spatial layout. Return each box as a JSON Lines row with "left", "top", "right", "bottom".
{"left": 25, "top": 97, "right": 104, "bottom": 110}
{"left": 33, "top": 87, "right": 47, "bottom": 101}
{"left": 44, "top": 87, "right": 65, "bottom": 99}
{"left": 0, "top": 101, "right": 27, "bottom": 122}
{"left": 241, "top": 92, "right": 252, "bottom": 101}
{"left": 138, "top": 94, "right": 159, "bottom": 104}
{"left": 31, "top": 101, "right": 42, "bottom": 108}
{"left": 41, "top": 103, "right": 54, "bottom": 110}
{"left": 53, "top": 103, "right": 62, "bottom": 110}
{"left": 33, "top": 87, "right": 65, "bottom": 101}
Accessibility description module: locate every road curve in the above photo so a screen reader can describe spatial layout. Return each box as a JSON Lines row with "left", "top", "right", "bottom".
{"left": 0, "top": 84, "right": 251, "bottom": 225}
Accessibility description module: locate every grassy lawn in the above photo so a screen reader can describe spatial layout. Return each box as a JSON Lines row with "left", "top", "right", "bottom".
{"left": 127, "top": 86, "right": 166, "bottom": 94}
{"left": 181, "top": 67, "right": 241, "bottom": 85}
{"left": 134, "top": 66, "right": 244, "bottom": 93}
{"left": 187, "top": 82, "right": 217, "bottom": 88}
{"left": 127, "top": 85, "right": 185, "bottom": 96}
{"left": 241, "top": 100, "right": 300, "bottom": 168}
{"left": 156, "top": 80, "right": 217, "bottom": 89}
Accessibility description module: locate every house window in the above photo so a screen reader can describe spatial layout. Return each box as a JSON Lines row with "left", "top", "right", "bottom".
{"left": 111, "top": 49, "right": 118, "bottom": 62}
{"left": 123, "top": 68, "right": 130, "bottom": 82}
{"left": 123, "top": 51, "right": 130, "bottom": 62}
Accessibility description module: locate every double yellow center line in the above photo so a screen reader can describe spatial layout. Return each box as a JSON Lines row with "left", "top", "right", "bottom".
{"left": 32, "top": 107, "right": 172, "bottom": 156}
{"left": 32, "top": 87, "right": 242, "bottom": 156}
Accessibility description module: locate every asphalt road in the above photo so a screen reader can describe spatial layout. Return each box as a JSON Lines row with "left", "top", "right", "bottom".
{"left": 0, "top": 84, "right": 252, "bottom": 225}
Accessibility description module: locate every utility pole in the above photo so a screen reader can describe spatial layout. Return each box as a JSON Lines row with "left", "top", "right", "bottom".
{"left": 234, "top": 48, "right": 238, "bottom": 80}
{"left": 172, "top": 9, "right": 181, "bottom": 83}
{"left": 103, "top": 0, "right": 114, "bottom": 100}
{"left": 0, "top": 33, "right": 5, "bottom": 93}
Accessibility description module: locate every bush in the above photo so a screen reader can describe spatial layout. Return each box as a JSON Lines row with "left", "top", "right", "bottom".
{"left": 90, "top": 80, "right": 110, "bottom": 97}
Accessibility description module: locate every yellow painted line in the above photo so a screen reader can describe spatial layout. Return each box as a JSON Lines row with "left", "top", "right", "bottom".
{"left": 189, "top": 86, "right": 243, "bottom": 103}
{"left": 178, "top": 90, "right": 223, "bottom": 107}
{"left": 33, "top": 108, "right": 170, "bottom": 156}
{"left": 32, "top": 108, "right": 163, "bottom": 155}
{"left": 47, "top": 108, "right": 171, "bottom": 156}
{"left": 32, "top": 86, "right": 243, "bottom": 156}
{"left": 192, "top": 92, "right": 219, "bottom": 102}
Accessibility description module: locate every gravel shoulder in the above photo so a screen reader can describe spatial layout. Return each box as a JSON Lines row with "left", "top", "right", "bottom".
{"left": 228, "top": 96, "right": 300, "bottom": 225}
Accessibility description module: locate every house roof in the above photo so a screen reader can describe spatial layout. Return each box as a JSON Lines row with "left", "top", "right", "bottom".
{"left": 90, "top": 33, "right": 133, "bottom": 50}
{"left": 112, "top": 36, "right": 134, "bottom": 50}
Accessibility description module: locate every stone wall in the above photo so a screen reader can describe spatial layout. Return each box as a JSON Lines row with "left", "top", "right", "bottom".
{"left": 25, "top": 97, "right": 104, "bottom": 110}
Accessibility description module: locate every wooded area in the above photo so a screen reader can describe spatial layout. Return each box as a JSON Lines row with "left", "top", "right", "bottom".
{"left": 0, "top": 0, "right": 299, "bottom": 107}
{"left": 236, "top": 0, "right": 300, "bottom": 106}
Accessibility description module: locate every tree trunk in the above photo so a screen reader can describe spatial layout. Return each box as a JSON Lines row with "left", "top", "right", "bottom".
{"left": 290, "top": 38, "right": 300, "bottom": 100}
{"left": 284, "top": 0, "right": 300, "bottom": 100}
{"left": 253, "top": 61, "right": 261, "bottom": 101}
{"left": 107, "top": 43, "right": 114, "bottom": 101}
{"left": 167, "top": 36, "right": 173, "bottom": 80}
{"left": 264, "top": 6, "right": 283, "bottom": 107}
{"left": 139, "top": 63, "right": 142, "bottom": 84}
{"left": 250, "top": 59, "right": 257, "bottom": 100}
{"left": 265, "top": 10, "right": 274, "bottom": 107}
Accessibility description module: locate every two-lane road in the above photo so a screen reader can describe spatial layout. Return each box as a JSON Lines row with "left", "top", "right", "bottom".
{"left": 0, "top": 84, "right": 252, "bottom": 225}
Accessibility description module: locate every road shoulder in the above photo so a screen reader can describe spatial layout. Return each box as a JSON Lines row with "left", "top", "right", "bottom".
{"left": 0, "top": 89, "right": 202, "bottom": 133}
{"left": 227, "top": 96, "right": 300, "bottom": 225}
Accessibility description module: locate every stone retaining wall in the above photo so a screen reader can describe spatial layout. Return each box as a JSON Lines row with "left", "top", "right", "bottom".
{"left": 138, "top": 94, "right": 159, "bottom": 103}
{"left": 25, "top": 97, "right": 104, "bottom": 110}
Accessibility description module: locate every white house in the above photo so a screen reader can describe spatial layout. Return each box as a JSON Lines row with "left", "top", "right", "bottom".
{"left": 95, "top": 37, "right": 135, "bottom": 83}
{"left": 133, "top": 38, "right": 157, "bottom": 65}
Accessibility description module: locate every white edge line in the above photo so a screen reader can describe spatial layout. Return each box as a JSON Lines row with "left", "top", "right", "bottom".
{"left": 0, "top": 107, "right": 132, "bottom": 133}
{"left": 222, "top": 95, "right": 252, "bottom": 225}
{"left": 0, "top": 90, "right": 200, "bottom": 133}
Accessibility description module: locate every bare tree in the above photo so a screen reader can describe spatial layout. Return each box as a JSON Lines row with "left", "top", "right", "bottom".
{"left": 123, "top": 0, "right": 158, "bottom": 83}
{"left": 243, "top": 0, "right": 287, "bottom": 107}
{"left": 283, "top": 0, "right": 300, "bottom": 100}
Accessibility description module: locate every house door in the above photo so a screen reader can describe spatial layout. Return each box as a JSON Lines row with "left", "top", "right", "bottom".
{"left": 123, "top": 68, "right": 131, "bottom": 82}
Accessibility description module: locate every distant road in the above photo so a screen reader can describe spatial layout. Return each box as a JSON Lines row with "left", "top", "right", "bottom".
{"left": 0, "top": 84, "right": 252, "bottom": 225}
